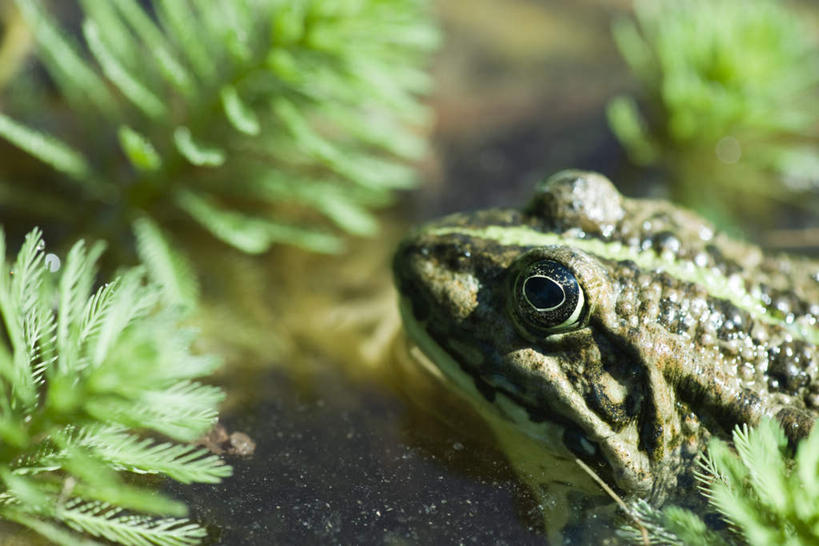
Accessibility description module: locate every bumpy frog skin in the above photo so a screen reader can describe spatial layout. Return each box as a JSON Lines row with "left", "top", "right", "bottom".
{"left": 394, "top": 171, "right": 819, "bottom": 502}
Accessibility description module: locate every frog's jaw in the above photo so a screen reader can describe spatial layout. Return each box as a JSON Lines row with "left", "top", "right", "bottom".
{"left": 399, "top": 297, "right": 561, "bottom": 449}
{"left": 398, "top": 297, "right": 657, "bottom": 499}
{"left": 400, "top": 302, "right": 623, "bottom": 541}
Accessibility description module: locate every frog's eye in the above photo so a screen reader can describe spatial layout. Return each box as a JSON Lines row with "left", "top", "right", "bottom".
{"left": 508, "top": 258, "right": 588, "bottom": 337}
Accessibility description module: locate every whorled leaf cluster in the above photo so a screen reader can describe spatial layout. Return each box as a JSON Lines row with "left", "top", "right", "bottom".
{"left": 0, "top": 0, "right": 438, "bottom": 254}
{"left": 619, "top": 418, "right": 819, "bottom": 546}
{"left": 0, "top": 227, "right": 230, "bottom": 545}
{"left": 607, "top": 0, "right": 819, "bottom": 223}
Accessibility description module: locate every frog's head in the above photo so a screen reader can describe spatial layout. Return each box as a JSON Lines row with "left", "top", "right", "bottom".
{"left": 394, "top": 171, "right": 692, "bottom": 500}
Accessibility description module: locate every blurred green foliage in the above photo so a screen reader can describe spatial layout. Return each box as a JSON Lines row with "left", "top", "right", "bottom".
{"left": 0, "top": 0, "right": 438, "bottom": 254}
{"left": 0, "top": 227, "right": 230, "bottom": 545}
{"left": 0, "top": 3, "right": 439, "bottom": 542}
{"left": 620, "top": 418, "right": 819, "bottom": 545}
{"left": 608, "top": 0, "right": 819, "bottom": 227}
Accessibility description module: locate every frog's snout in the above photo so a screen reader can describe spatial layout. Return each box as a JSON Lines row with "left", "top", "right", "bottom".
{"left": 393, "top": 235, "right": 482, "bottom": 326}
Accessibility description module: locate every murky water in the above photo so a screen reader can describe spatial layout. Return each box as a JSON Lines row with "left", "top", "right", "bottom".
{"left": 169, "top": 353, "right": 554, "bottom": 544}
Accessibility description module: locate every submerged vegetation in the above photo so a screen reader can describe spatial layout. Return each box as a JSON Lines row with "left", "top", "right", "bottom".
{"left": 0, "top": 227, "right": 230, "bottom": 545}
{"left": 608, "top": 0, "right": 819, "bottom": 226}
{"left": 0, "top": 0, "right": 438, "bottom": 254}
{"left": 620, "top": 418, "right": 819, "bottom": 545}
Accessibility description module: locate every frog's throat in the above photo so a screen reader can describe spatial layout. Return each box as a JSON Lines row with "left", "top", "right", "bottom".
{"left": 399, "top": 297, "right": 568, "bottom": 446}
{"left": 428, "top": 226, "right": 819, "bottom": 345}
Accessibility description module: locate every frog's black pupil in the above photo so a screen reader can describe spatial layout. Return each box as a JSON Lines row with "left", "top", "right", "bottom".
{"left": 523, "top": 276, "right": 564, "bottom": 310}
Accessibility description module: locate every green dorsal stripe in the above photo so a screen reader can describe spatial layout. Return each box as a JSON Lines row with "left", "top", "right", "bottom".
{"left": 430, "top": 225, "right": 819, "bottom": 345}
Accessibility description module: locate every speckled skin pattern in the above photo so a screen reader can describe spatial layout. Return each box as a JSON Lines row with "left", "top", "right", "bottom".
{"left": 394, "top": 171, "right": 819, "bottom": 501}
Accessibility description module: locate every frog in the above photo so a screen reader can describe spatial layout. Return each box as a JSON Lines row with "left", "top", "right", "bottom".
{"left": 393, "top": 170, "right": 819, "bottom": 532}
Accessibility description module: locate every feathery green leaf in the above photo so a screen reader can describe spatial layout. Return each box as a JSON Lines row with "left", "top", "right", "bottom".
{"left": 78, "top": 426, "right": 231, "bottom": 484}
{"left": 15, "top": 0, "right": 116, "bottom": 114}
{"left": 83, "top": 21, "right": 167, "bottom": 120}
{"left": 221, "top": 86, "right": 260, "bottom": 136}
{"left": 3, "top": 0, "right": 438, "bottom": 254}
{"left": 0, "top": 113, "right": 90, "bottom": 180}
{"left": 173, "top": 127, "right": 226, "bottom": 167}
{"left": 59, "top": 500, "right": 206, "bottom": 546}
{"left": 608, "top": 0, "right": 819, "bottom": 223}
{"left": 133, "top": 218, "right": 198, "bottom": 311}
{"left": 4, "top": 511, "right": 103, "bottom": 546}
{"left": 0, "top": 228, "right": 228, "bottom": 545}
{"left": 630, "top": 418, "right": 819, "bottom": 545}
{"left": 119, "top": 127, "right": 162, "bottom": 172}
{"left": 176, "top": 189, "right": 343, "bottom": 254}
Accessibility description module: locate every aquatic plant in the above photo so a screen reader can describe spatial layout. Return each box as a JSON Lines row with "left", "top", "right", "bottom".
{"left": 619, "top": 418, "right": 819, "bottom": 545}
{"left": 607, "top": 0, "right": 819, "bottom": 224}
{"left": 0, "top": 0, "right": 438, "bottom": 254}
{"left": 0, "top": 227, "right": 230, "bottom": 545}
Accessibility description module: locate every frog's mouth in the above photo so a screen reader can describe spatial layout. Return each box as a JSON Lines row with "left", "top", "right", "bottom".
{"left": 398, "top": 297, "right": 627, "bottom": 492}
